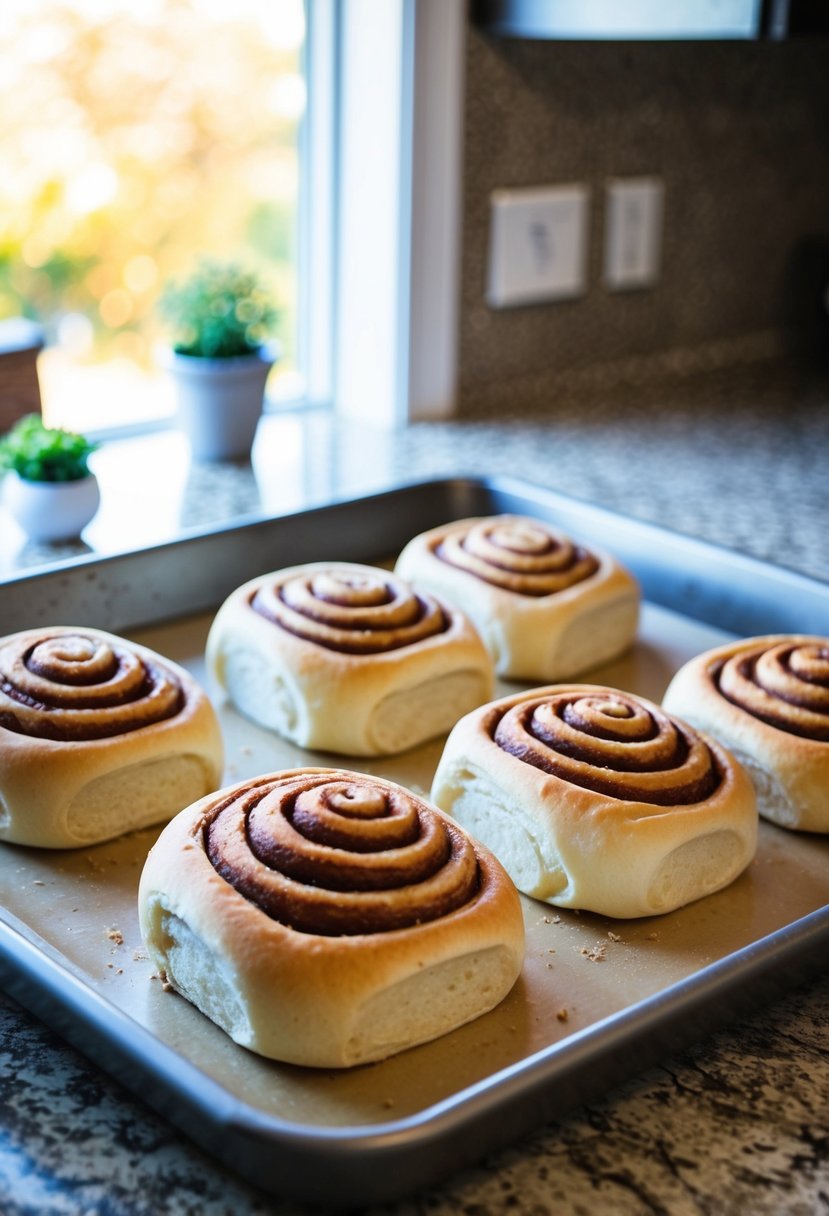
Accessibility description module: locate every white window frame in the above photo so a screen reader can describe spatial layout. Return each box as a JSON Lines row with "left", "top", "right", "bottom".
{"left": 299, "top": 0, "right": 338, "bottom": 409}
{"left": 321, "top": 0, "right": 465, "bottom": 426}
{"left": 45, "top": 1, "right": 464, "bottom": 437}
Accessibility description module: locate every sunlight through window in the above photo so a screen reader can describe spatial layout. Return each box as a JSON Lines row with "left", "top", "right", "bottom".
{"left": 0, "top": 0, "right": 305, "bottom": 432}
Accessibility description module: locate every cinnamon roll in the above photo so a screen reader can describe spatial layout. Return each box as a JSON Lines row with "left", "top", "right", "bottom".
{"left": 138, "top": 768, "right": 524, "bottom": 1067}
{"left": 431, "top": 685, "right": 757, "bottom": 918}
{"left": 394, "top": 515, "right": 640, "bottom": 681}
{"left": 0, "top": 626, "right": 223, "bottom": 848}
{"left": 205, "top": 562, "right": 494, "bottom": 756}
{"left": 663, "top": 635, "right": 829, "bottom": 833}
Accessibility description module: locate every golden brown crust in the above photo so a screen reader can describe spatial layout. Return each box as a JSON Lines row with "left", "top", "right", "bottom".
{"left": 432, "top": 515, "right": 600, "bottom": 595}
{"left": 250, "top": 564, "right": 449, "bottom": 653}
{"left": 138, "top": 768, "right": 525, "bottom": 1067}
{"left": 491, "top": 687, "right": 722, "bottom": 805}
{"left": 394, "top": 515, "right": 640, "bottom": 680}
{"left": 431, "top": 684, "right": 758, "bottom": 918}
{"left": 0, "top": 629, "right": 184, "bottom": 739}
{"left": 206, "top": 562, "right": 494, "bottom": 756}
{"left": 0, "top": 626, "right": 224, "bottom": 848}
{"left": 204, "top": 769, "right": 479, "bottom": 935}
{"left": 663, "top": 635, "right": 829, "bottom": 833}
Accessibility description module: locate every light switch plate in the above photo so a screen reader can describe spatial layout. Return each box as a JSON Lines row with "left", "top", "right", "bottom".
{"left": 604, "top": 176, "right": 664, "bottom": 290}
{"left": 487, "top": 184, "right": 590, "bottom": 308}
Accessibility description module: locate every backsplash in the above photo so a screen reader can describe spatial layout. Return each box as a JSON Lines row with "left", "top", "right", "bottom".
{"left": 457, "top": 30, "right": 829, "bottom": 412}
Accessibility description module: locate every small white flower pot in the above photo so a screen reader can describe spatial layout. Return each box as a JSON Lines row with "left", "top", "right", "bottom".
{"left": 165, "top": 345, "right": 277, "bottom": 462}
{"left": 3, "top": 470, "right": 100, "bottom": 542}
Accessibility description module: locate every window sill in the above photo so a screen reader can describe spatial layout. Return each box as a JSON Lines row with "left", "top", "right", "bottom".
{"left": 0, "top": 405, "right": 361, "bottom": 581}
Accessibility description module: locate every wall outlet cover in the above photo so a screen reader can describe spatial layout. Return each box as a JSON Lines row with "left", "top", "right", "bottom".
{"left": 487, "top": 184, "right": 590, "bottom": 308}
{"left": 604, "top": 176, "right": 664, "bottom": 290}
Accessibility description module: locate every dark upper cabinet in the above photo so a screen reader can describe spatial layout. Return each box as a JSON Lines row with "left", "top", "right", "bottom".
{"left": 471, "top": 0, "right": 829, "bottom": 41}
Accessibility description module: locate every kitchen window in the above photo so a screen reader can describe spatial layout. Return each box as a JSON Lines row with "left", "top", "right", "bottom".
{"left": 0, "top": 0, "right": 464, "bottom": 437}
{"left": 0, "top": 0, "right": 308, "bottom": 435}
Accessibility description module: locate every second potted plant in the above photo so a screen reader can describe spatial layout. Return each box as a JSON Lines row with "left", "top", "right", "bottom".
{"left": 159, "top": 259, "right": 279, "bottom": 462}
{"left": 0, "top": 413, "right": 99, "bottom": 543}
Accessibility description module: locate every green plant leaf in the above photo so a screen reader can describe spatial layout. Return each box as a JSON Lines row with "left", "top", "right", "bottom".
{"left": 158, "top": 257, "right": 278, "bottom": 359}
{"left": 0, "top": 414, "right": 96, "bottom": 482}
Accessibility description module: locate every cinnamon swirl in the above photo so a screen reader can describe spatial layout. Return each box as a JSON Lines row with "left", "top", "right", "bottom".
{"left": 663, "top": 635, "right": 829, "bottom": 833}
{"left": 431, "top": 685, "right": 757, "bottom": 918}
{"left": 394, "top": 515, "right": 640, "bottom": 680}
{"left": 0, "top": 626, "right": 223, "bottom": 847}
{"left": 205, "top": 562, "right": 494, "bottom": 756}
{"left": 138, "top": 768, "right": 524, "bottom": 1067}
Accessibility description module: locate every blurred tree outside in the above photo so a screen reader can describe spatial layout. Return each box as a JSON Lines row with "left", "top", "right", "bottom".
{"left": 0, "top": 0, "right": 305, "bottom": 431}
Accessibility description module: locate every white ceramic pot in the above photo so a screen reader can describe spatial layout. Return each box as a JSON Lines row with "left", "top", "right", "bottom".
{"left": 165, "top": 345, "right": 277, "bottom": 462}
{"left": 3, "top": 470, "right": 100, "bottom": 542}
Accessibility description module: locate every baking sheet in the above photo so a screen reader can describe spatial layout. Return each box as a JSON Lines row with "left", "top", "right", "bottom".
{"left": 0, "top": 478, "right": 827, "bottom": 1206}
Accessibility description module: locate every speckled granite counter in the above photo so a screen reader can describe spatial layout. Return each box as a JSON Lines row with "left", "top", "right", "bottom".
{"left": 3, "top": 362, "right": 829, "bottom": 584}
{"left": 1, "top": 362, "right": 827, "bottom": 1215}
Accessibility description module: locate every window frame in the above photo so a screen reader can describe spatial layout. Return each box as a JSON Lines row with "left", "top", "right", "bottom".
{"left": 330, "top": 0, "right": 465, "bottom": 426}
{"left": 30, "top": 0, "right": 465, "bottom": 438}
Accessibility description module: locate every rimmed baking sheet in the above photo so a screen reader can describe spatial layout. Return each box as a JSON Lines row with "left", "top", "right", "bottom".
{"left": 0, "top": 477, "right": 827, "bottom": 1207}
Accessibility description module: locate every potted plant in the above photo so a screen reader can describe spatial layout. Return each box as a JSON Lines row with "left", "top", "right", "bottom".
{"left": 158, "top": 259, "right": 279, "bottom": 462}
{"left": 0, "top": 413, "right": 99, "bottom": 542}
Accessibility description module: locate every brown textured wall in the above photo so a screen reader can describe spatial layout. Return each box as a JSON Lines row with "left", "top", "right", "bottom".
{"left": 457, "top": 29, "right": 829, "bottom": 412}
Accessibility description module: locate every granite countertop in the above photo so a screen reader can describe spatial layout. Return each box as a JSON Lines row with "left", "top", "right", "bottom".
{"left": 0, "top": 362, "right": 827, "bottom": 1214}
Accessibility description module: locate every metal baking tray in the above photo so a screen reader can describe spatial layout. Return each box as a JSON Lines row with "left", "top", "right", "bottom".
{"left": 0, "top": 476, "right": 827, "bottom": 1208}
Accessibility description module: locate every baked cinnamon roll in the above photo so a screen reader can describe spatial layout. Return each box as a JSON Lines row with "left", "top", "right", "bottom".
{"left": 395, "top": 515, "right": 640, "bottom": 681}
{"left": 0, "top": 626, "right": 223, "bottom": 847}
{"left": 431, "top": 685, "right": 757, "bottom": 918}
{"left": 663, "top": 635, "right": 829, "bottom": 833}
{"left": 205, "top": 562, "right": 494, "bottom": 755}
{"left": 138, "top": 768, "right": 525, "bottom": 1067}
